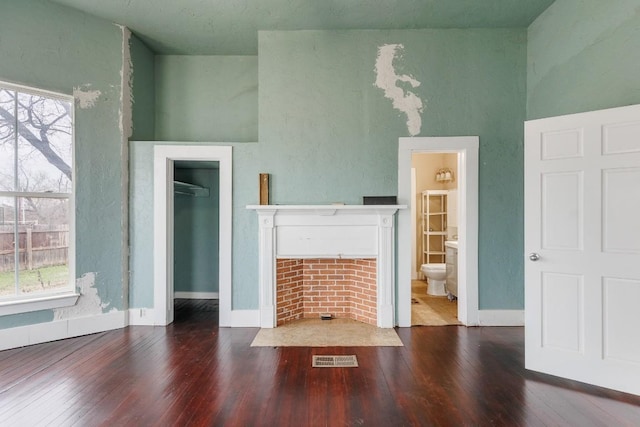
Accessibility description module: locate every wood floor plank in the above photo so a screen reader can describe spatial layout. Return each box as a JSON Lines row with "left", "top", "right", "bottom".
{"left": 0, "top": 333, "right": 100, "bottom": 394}
{"left": 1, "top": 300, "right": 639, "bottom": 426}
{"left": 396, "top": 327, "right": 494, "bottom": 425}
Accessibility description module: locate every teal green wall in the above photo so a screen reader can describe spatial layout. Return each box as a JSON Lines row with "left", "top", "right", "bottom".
{"left": 131, "top": 29, "right": 527, "bottom": 312}
{"left": 0, "top": 0, "right": 126, "bottom": 328}
{"left": 155, "top": 56, "right": 258, "bottom": 141}
{"left": 527, "top": 0, "right": 640, "bottom": 119}
{"left": 128, "top": 140, "right": 153, "bottom": 308}
{"left": 130, "top": 34, "right": 156, "bottom": 140}
{"left": 174, "top": 167, "right": 220, "bottom": 294}
{"left": 131, "top": 54, "right": 261, "bottom": 309}
{"left": 259, "top": 30, "right": 527, "bottom": 309}
{"left": 129, "top": 141, "right": 261, "bottom": 309}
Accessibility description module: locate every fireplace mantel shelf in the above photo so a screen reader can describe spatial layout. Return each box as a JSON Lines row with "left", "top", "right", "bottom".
{"left": 247, "top": 204, "right": 406, "bottom": 215}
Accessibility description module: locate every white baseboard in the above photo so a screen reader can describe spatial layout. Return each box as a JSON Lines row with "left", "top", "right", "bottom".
{"left": 0, "top": 305, "right": 261, "bottom": 351}
{"left": 478, "top": 310, "right": 524, "bottom": 326}
{"left": 220, "top": 309, "right": 260, "bottom": 327}
{"left": 174, "top": 292, "right": 219, "bottom": 300}
{"left": 0, "top": 311, "right": 126, "bottom": 352}
{"left": 128, "top": 307, "right": 156, "bottom": 326}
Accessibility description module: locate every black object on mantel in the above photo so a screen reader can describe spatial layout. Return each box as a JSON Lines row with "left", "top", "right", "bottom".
{"left": 363, "top": 196, "right": 397, "bottom": 205}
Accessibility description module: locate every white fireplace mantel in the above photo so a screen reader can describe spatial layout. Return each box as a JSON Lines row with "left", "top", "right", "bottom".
{"left": 247, "top": 204, "right": 406, "bottom": 328}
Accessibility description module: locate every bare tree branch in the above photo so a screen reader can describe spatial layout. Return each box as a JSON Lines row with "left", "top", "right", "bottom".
{"left": 0, "top": 106, "right": 72, "bottom": 180}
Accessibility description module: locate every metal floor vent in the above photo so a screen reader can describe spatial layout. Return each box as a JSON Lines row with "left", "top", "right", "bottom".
{"left": 312, "top": 355, "right": 358, "bottom": 368}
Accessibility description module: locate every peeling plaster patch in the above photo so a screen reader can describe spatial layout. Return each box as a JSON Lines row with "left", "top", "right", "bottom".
{"left": 374, "top": 44, "right": 424, "bottom": 136}
{"left": 117, "top": 24, "right": 134, "bottom": 139}
{"left": 118, "top": 24, "right": 133, "bottom": 307}
{"left": 73, "top": 85, "right": 101, "bottom": 109}
{"left": 53, "top": 272, "right": 109, "bottom": 320}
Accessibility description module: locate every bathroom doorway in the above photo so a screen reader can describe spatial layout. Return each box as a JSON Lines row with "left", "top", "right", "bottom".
{"left": 397, "top": 137, "right": 479, "bottom": 327}
{"left": 410, "top": 153, "right": 460, "bottom": 325}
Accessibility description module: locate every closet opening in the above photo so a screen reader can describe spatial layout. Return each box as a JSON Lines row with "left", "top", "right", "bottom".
{"left": 173, "top": 161, "right": 220, "bottom": 324}
{"left": 153, "top": 144, "right": 232, "bottom": 327}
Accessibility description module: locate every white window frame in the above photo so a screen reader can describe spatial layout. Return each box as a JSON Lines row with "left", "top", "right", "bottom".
{"left": 0, "top": 80, "right": 78, "bottom": 315}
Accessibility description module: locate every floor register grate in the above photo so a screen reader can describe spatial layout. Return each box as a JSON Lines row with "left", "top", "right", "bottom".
{"left": 312, "top": 355, "right": 358, "bottom": 368}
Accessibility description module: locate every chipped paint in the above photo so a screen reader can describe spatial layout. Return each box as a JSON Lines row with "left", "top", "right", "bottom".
{"left": 374, "top": 44, "right": 424, "bottom": 136}
{"left": 53, "top": 272, "right": 110, "bottom": 320}
{"left": 117, "top": 24, "right": 134, "bottom": 139}
{"left": 73, "top": 85, "right": 101, "bottom": 109}
{"left": 118, "top": 24, "right": 133, "bottom": 310}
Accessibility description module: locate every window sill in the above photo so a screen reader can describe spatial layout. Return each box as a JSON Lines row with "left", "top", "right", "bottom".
{"left": 0, "top": 292, "right": 80, "bottom": 316}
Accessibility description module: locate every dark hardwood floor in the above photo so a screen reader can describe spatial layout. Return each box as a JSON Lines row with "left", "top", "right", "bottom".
{"left": 1, "top": 300, "right": 639, "bottom": 426}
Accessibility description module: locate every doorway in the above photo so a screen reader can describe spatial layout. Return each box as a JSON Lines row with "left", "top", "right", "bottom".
{"left": 397, "top": 137, "right": 479, "bottom": 327}
{"left": 153, "top": 145, "right": 232, "bottom": 326}
{"left": 173, "top": 161, "right": 220, "bottom": 322}
{"left": 410, "top": 152, "right": 460, "bottom": 325}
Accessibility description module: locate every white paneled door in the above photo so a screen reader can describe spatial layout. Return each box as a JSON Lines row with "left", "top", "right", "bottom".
{"left": 525, "top": 104, "right": 640, "bottom": 396}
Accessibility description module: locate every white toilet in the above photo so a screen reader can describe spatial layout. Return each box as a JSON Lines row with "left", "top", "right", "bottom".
{"left": 420, "top": 263, "right": 447, "bottom": 296}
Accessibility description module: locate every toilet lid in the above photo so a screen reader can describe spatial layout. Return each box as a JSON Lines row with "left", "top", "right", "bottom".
{"left": 421, "top": 263, "right": 446, "bottom": 269}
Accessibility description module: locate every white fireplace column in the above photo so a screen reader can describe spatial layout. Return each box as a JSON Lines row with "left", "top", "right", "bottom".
{"left": 247, "top": 205, "right": 405, "bottom": 328}
{"left": 256, "top": 207, "right": 277, "bottom": 328}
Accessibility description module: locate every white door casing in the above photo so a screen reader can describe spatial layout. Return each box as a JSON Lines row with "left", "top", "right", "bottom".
{"left": 153, "top": 145, "right": 233, "bottom": 326}
{"left": 411, "top": 168, "right": 417, "bottom": 280}
{"left": 398, "top": 137, "right": 479, "bottom": 327}
{"left": 525, "top": 104, "right": 640, "bottom": 396}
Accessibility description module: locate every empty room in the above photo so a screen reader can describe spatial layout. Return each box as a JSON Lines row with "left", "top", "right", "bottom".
{"left": 1, "top": 0, "right": 640, "bottom": 424}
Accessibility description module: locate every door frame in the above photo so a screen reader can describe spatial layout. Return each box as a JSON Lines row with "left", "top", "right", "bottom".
{"left": 153, "top": 145, "right": 232, "bottom": 326}
{"left": 397, "top": 137, "right": 479, "bottom": 326}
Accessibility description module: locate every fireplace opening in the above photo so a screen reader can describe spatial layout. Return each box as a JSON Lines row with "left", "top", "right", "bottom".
{"left": 276, "top": 258, "right": 377, "bottom": 326}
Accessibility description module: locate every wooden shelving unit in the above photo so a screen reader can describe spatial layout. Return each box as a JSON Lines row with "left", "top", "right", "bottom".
{"left": 421, "top": 190, "right": 447, "bottom": 264}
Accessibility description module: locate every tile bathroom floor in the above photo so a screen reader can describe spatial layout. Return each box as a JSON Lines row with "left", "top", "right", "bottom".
{"left": 411, "top": 279, "right": 460, "bottom": 326}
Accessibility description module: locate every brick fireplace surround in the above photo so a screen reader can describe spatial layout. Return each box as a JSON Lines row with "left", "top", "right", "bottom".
{"left": 247, "top": 205, "right": 404, "bottom": 328}
{"left": 276, "top": 258, "right": 377, "bottom": 326}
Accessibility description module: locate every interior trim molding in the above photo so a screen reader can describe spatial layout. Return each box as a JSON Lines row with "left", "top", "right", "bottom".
{"left": 0, "top": 311, "right": 126, "bottom": 352}
{"left": 0, "top": 293, "right": 80, "bottom": 316}
{"left": 128, "top": 308, "right": 156, "bottom": 326}
{"left": 174, "top": 292, "right": 219, "bottom": 300}
{"left": 153, "top": 144, "right": 233, "bottom": 327}
{"left": 398, "top": 137, "right": 480, "bottom": 327}
{"left": 478, "top": 310, "right": 524, "bottom": 326}
{"left": 227, "top": 309, "right": 260, "bottom": 327}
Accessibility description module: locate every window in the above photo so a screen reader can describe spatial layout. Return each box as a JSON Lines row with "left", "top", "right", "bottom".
{"left": 0, "top": 81, "right": 74, "bottom": 305}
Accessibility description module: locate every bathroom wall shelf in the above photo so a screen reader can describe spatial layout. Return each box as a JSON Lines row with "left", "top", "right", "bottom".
{"left": 422, "top": 190, "right": 448, "bottom": 264}
{"left": 174, "top": 180, "right": 209, "bottom": 197}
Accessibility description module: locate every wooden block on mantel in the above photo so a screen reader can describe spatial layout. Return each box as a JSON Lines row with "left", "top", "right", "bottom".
{"left": 259, "top": 173, "right": 270, "bottom": 205}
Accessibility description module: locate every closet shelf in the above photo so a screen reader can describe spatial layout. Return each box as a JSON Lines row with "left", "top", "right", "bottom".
{"left": 174, "top": 180, "right": 209, "bottom": 197}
